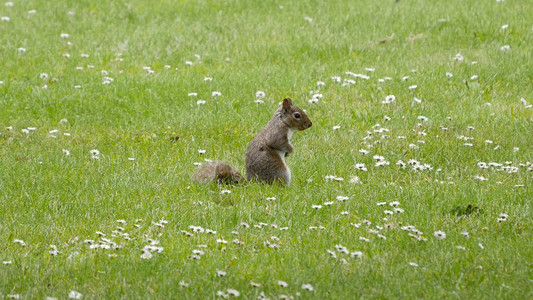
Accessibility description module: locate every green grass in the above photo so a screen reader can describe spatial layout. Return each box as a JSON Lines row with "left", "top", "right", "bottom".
{"left": 1, "top": 0, "right": 532, "bottom": 298}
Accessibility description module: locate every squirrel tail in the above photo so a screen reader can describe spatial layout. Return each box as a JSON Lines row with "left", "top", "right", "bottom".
{"left": 194, "top": 162, "right": 245, "bottom": 185}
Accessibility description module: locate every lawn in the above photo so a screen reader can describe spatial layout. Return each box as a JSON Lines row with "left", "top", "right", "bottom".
{"left": 1, "top": 0, "right": 532, "bottom": 299}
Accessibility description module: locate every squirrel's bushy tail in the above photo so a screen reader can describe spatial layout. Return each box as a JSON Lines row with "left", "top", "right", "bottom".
{"left": 194, "top": 162, "right": 244, "bottom": 185}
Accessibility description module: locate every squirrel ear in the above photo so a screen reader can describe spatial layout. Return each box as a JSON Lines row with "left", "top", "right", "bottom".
{"left": 282, "top": 98, "right": 292, "bottom": 110}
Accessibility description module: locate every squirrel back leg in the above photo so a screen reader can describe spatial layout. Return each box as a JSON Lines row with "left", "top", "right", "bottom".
{"left": 246, "top": 147, "right": 290, "bottom": 185}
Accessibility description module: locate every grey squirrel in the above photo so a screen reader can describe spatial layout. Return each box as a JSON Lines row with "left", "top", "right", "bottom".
{"left": 194, "top": 98, "right": 312, "bottom": 186}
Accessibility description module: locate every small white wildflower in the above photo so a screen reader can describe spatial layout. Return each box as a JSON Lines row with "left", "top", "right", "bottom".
{"left": 500, "top": 45, "right": 510, "bottom": 52}
{"left": 179, "top": 281, "right": 189, "bottom": 287}
{"left": 382, "top": 95, "right": 396, "bottom": 104}
{"left": 336, "top": 196, "right": 349, "bottom": 202}
{"left": 409, "top": 262, "right": 419, "bottom": 267}
{"left": 350, "top": 251, "right": 363, "bottom": 258}
{"left": 212, "top": 91, "right": 222, "bottom": 97}
{"left": 220, "top": 189, "right": 231, "bottom": 194}
{"left": 332, "top": 125, "right": 341, "bottom": 130}
{"left": 60, "top": 33, "right": 70, "bottom": 39}
{"left": 226, "top": 289, "right": 240, "bottom": 297}
{"left": 454, "top": 53, "right": 465, "bottom": 62}
{"left": 216, "top": 291, "right": 227, "bottom": 298}
{"left": 68, "top": 290, "right": 83, "bottom": 299}
{"left": 354, "top": 163, "right": 367, "bottom": 171}
{"left": 470, "top": 75, "right": 479, "bottom": 81}
{"left": 349, "top": 176, "right": 361, "bottom": 184}
{"left": 359, "top": 149, "right": 370, "bottom": 155}
{"left": 216, "top": 269, "right": 227, "bottom": 277}
{"left": 278, "top": 280, "right": 289, "bottom": 287}
{"left": 302, "top": 284, "right": 314, "bottom": 291}
{"left": 433, "top": 230, "right": 446, "bottom": 239}
{"left": 474, "top": 175, "right": 488, "bottom": 181}
{"left": 446, "top": 72, "right": 453, "bottom": 78}
{"left": 13, "top": 239, "right": 26, "bottom": 246}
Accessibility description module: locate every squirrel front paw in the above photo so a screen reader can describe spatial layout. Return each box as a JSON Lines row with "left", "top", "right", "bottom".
{"left": 285, "top": 152, "right": 290, "bottom": 157}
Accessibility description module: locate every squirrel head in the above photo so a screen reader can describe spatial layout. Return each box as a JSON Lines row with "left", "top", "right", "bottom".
{"left": 281, "top": 98, "right": 312, "bottom": 131}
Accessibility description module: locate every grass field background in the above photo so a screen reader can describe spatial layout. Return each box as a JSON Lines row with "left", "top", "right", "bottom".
{"left": 1, "top": 0, "right": 532, "bottom": 298}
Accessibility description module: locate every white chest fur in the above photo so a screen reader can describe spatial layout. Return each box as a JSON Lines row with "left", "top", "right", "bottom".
{"left": 287, "top": 128, "right": 295, "bottom": 141}
{"left": 276, "top": 150, "right": 291, "bottom": 185}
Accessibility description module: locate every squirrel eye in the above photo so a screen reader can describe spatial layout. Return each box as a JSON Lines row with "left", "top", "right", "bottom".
{"left": 294, "top": 112, "right": 301, "bottom": 119}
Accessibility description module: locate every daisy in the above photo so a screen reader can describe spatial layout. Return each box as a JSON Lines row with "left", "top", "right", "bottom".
{"left": 350, "top": 251, "right": 363, "bottom": 258}
{"left": 68, "top": 291, "right": 82, "bottom": 299}
{"left": 382, "top": 95, "right": 396, "bottom": 104}
{"left": 179, "top": 281, "right": 189, "bottom": 287}
{"left": 278, "top": 280, "right": 288, "bottom": 287}
{"left": 302, "top": 284, "right": 314, "bottom": 291}
{"left": 454, "top": 53, "right": 465, "bottom": 62}
{"left": 433, "top": 230, "right": 446, "bottom": 239}
{"left": 13, "top": 239, "right": 26, "bottom": 246}
{"left": 349, "top": 176, "right": 362, "bottom": 184}
{"left": 354, "top": 163, "right": 367, "bottom": 171}
{"left": 336, "top": 196, "right": 349, "bottom": 201}
{"left": 335, "top": 244, "right": 349, "bottom": 254}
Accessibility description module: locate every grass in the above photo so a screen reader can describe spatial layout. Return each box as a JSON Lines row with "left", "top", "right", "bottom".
{"left": 1, "top": 0, "right": 532, "bottom": 298}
